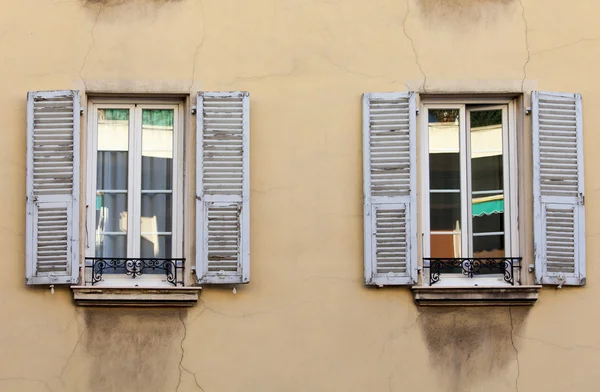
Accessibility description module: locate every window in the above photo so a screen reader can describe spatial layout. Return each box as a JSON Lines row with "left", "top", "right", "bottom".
{"left": 421, "top": 100, "right": 518, "bottom": 286}
{"left": 85, "top": 100, "right": 184, "bottom": 287}
{"left": 362, "top": 91, "right": 586, "bottom": 301}
{"left": 26, "top": 90, "right": 250, "bottom": 305}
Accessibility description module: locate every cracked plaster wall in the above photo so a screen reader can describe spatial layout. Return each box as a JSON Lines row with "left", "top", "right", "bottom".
{"left": 2, "top": 0, "right": 600, "bottom": 391}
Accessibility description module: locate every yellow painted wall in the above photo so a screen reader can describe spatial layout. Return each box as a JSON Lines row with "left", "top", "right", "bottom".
{"left": 1, "top": 0, "right": 600, "bottom": 391}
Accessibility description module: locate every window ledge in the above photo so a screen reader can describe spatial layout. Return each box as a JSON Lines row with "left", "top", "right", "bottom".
{"left": 411, "top": 285, "right": 540, "bottom": 306}
{"left": 71, "top": 286, "right": 201, "bottom": 307}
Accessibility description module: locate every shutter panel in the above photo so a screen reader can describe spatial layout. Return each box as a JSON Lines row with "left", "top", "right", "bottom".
{"left": 363, "top": 92, "right": 417, "bottom": 286}
{"left": 532, "top": 91, "right": 586, "bottom": 286}
{"left": 26, "top": 90, "right": 80, "bottom": 285}
{"left": 196, "top": 92, "right": 250, "bottom": 284}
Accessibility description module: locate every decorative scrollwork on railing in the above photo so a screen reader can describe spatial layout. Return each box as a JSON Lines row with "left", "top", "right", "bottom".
{"left": 422, "top": 257, "right": 522, "bottom": 286}
{"left": 84, "top": 258, "right": 185, "bottom": 286}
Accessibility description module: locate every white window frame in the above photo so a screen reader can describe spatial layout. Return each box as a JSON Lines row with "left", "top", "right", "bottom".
{"left": 86, "top": 98, "right": 185, "bottom": 287}
{"left": 420, "top": 98, "right": 519, "bottom": 287}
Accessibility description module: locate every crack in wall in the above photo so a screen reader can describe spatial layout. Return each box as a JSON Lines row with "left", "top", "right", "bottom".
{"left": 531, "top": 37, "right": 600, "bottom": 56}
{"left": 509, "top": 307, "right": 520, "bottom": 392}
{"left": 0, "top": 377, "right": 52, "bottom": 392}
{"left": 402, "top": 0, "right": 427, "bottom": 92}
{"left": 177, "top": 309, "right": 205, "bottom": 392}
{"left": 79, "top": 4, "right": 104, "bottom": 90}
{"left": 379, "top": 312, "right": 422, "bottom": 360}
{"left": 59, "top": 327, "right": 84, "bottom": 387}
{"left": 220, "top": 62, "right": 299, "bottom": 86}
{"left": 519, "top": 0, "right": 530, "bottom": 92}
{"left": 315, "top": 53, "right": 403, "bottom": 86}
{"left": 188, "top": 0, "right": 206, "bottom": 93}
{"left": 514, "top": 333, "right": 600, "bottom": 352}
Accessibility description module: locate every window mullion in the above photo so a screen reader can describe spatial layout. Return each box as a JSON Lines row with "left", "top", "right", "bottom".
{"left": 502, "top": 106, "right": 512, "bottom": 257}
{"left": 129, "top": 106, "right": 142, "bottom": 259}
{"left": 86, "top": 103, "right": 99, "bottom": 258}
{"left": 459, "top": 106, "right": 470, "bottom": 258}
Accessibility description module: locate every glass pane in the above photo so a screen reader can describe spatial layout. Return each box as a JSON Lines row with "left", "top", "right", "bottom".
{"left": 429, "top": 109, "right": 461, "bottom": 262}
{"left": 430, "top": 233, "right": 462, "bottom": 259}
{"left": 430, "top": 193, "right": 461, "bottom": 231}
{"left": 141, "top": 235, "right": 172, "bottom": 259}
{"left": 141, "top": 110, "right": 174, "bottom": 191}
{"left": 141, "top": 109, "right": 174, "bottom": 259}
{"left": 473, "top": 234, "right": 505, "bottom": 259}
{"left": 470, "top": 109, "right": 505, "bottom": 271}
{"left": 96, "top": 109, "right": 129, "bottom": 260}
{"left": 141, "top": 193, "right": 172, "bottom": 232}
{"left": 96, "top": 194, "right": 127, "bottom": 233}
{"left": 95, "top": 234, "right": 127, "bottom": 259}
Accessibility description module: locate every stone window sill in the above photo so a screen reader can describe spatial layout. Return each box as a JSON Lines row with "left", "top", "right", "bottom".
{"left": 71, "top": 286, "right": 201, "bottom": 307}
{"left": 411, "top": 285, "right": 540, "bottom": 306}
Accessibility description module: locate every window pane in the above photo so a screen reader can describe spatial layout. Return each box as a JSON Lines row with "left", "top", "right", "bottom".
{"left": 141, "top": 235, "right": 172, "bottom": 259}
{"left": 95, "top": 234, "right": 127, "bottom": 258}
{"left": 429, "top": 109, "right": 461, "bottom": 261}
{"left": 473, "top": 234, "right": 505, "bottom": 259}
{"left": 96, "top": 194, "right": 127, "bottom": 233}
{"left": 470, "top": 109, "right": 505, "bottom": 269}
{"left": 140, "top": 109, "right": 174, "bottom": 259}
{"left": 95, "top": 109, "right": 129, "bottom": 259}
{"left": 430, "top": 233, "right": 462, "bottom": 259}
{"left": 141, "top": 193, "right": 172, "bottom": 232}
{"left": 141, "top": 110, "right": 173, "bottom": 191}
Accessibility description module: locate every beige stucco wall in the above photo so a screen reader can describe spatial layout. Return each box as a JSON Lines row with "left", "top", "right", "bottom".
{"left": 2, "top": 0, "right": 600, "bottom": 391}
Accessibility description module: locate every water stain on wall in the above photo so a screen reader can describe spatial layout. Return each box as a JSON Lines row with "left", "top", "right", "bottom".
{"left": 84, "top": 0, "right": 184, "bottom": 5}
{"left": 418, "top": 306, "right": 529, "bottom": 392}
{"left": 84, "top": 308, "right": 185, "bottom": 392}
{"left": 416, "top": 0, "right": 515, "bottom": 25}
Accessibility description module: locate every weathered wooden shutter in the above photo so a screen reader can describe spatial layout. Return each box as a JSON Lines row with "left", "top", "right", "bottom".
{"left": 363, "top": 92, "right": 417, "bottom": 286}
{"left": 196, "top": 92, "right": 250, "bottom": 284}
{"left": 532, "top": 91, "right": 586, "bottom": 286}
{"left": 26, "top": 90, "right": 80, "bottom": 285}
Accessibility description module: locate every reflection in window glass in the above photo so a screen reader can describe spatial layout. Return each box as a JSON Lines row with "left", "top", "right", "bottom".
{"left": 470, "top": 110, "right": 505, "bottom": 261}
{"left": 96, "top": 109, "right": 129, "bottom": 259}
{"left": 428, "top": 109, "right": 462, "bottom": 260}
{"left": 140, "top": 109, "right": 174, "bottom": 259}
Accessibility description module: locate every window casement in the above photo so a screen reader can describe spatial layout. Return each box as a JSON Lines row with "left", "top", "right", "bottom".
{"left": 85, "top": 99, "right": 185, "bottom": 287}
{"left": 420, "top": 100, "right": 519, "bottom": 287}
{"left": 362, "top": 91, "right": 586, "bottom": 302}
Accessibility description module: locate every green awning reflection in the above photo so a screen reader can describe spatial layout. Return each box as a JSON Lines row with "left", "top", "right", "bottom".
{"left": 473, "top": 199, "right": 504, "bottom": 217}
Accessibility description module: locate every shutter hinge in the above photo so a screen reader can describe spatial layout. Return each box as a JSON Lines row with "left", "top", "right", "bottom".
{"left": 415, "top": 108, "right": 420, "bottom": 116}
{"left": 578, "top": 193, "right": 585, "bottom": 205}
{"left": 80, "top": 108, "right": 84, "bottom": 116}
{"left": 191, "top": 106, "right": 197, "bottom": 115}
{"left": 525, "top": 107, "right": 531, "bottom": 115}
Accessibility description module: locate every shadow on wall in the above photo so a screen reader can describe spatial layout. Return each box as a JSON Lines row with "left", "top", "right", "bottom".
{"left": 418, "top": 306, "right": 529, "bottom": 392}
{"left": 85, "top": 308, "right": 186, "bottom": 392}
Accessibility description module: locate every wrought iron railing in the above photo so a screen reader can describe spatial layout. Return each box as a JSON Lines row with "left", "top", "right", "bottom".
{"left": 84, "top": 258, "right": 185, "bottom": 286}
{"left": 422, "top": 257, "right": 522, "bottom": 286}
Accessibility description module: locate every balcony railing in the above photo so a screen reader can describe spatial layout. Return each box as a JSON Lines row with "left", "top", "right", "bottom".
{"left": 84, "top": 258, "right": 185, "bottom": 286}
{"left": 422, "top": 257, "right": 522, "bottom": 286}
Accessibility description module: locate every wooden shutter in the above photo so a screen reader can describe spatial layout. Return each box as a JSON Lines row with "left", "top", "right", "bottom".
{"left": 26, "top": 90, "right": 80, "bottom": 285}
{"left": 196, "top": 92, "right": 250, "bottom": 284}
{"left": 532, "top": 91, "right": 586, "bottom": 286}
{"left": 363, "top": 92, "right": 417, "bottom": 286}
